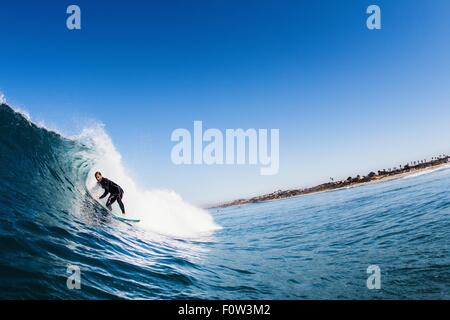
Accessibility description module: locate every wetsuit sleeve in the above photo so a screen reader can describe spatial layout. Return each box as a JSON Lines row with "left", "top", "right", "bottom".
{"left": 99, "top": 180, "right": 109, "bottom": 199}
{"left": 99, "top": 189, "right": 109, "bottom": 199}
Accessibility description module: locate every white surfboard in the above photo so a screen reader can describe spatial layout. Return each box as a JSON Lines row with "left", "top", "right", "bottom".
{"left": 109, "top": 210, "right": 140, "bottom": 223}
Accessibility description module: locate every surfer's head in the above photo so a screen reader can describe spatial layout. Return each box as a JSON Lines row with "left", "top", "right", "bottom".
{"left": 95, "top": 171, "right": 103, "bottom": 182}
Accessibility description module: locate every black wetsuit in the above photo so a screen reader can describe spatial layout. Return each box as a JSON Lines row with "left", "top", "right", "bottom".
{"left": 99, "top": 178, "right": 125, "bottom": 214}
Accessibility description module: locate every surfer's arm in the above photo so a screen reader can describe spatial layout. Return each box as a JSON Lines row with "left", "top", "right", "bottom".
{"left": 99, "top": 188, "right": 109, "bottom": 199}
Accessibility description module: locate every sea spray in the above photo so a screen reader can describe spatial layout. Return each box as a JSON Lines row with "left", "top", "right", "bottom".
{"left": 77, "top": 124, "right": 222, "bottom": 238}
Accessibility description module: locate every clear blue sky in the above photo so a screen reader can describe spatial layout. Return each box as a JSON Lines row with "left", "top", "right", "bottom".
{"left": 1, "top": 0, "right": 450, "bottom": 205}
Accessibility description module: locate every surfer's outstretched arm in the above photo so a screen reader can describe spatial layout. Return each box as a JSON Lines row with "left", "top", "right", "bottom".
{"left": 99, "top": 189, "right": 109, "bottom": 199}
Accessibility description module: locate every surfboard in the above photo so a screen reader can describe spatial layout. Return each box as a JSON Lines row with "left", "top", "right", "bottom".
{"left": 109, "top": 210, "right": 140, "bottom": 223}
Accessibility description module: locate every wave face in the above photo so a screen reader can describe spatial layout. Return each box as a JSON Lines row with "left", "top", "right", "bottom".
{"left": 0, "top": 103, "right": 219, "bottom": 298}
{"left": 1, "top": 102, "right": 449, "bottom": 299}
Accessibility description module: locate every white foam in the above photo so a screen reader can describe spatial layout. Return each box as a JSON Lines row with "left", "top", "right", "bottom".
{"left": 77, "top": 124, "right": 222, "bottom": 238}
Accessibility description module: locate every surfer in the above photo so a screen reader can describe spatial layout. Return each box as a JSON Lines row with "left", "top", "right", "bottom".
{"left": 95, "top": 171, "right": 126, "bottom": 215}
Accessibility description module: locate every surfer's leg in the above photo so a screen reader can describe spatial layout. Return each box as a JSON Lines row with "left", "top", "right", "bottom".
{"left": 117, "top": 198, "right": 125, "bottom": 214}
{"left": 106, "top": 195, "right": 118, "bottom": 210}
{"left": 117, "top": 191, "right": 125, "bottom": 214}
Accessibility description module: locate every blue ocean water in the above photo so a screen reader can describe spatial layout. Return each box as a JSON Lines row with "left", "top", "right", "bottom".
{"left": 0, "top": 103, "right": 449, "bottom": 299}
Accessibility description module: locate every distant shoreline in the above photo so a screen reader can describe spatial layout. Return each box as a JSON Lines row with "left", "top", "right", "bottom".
{"left": 210, "top": 156, "right": 450, "bottom": 209}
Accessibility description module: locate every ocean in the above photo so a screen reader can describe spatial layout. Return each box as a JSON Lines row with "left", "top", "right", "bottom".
{"left": 0, "top": 103, "right": 449, "bottom": 299}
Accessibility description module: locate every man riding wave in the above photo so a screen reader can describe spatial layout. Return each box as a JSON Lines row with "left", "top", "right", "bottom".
{"left": 95, "top": 171, "right": 127, "bottom": 215}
